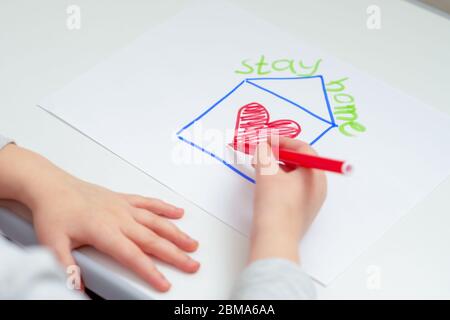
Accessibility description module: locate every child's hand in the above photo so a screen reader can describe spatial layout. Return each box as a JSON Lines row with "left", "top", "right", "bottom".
{"left": 0, "top": 145, "right": 199, "bottom": 292}
{"left": 32, "top": 179, "right": 199, "bottom": 293}
{"left": 250, "top": 137, "right": 327, "bottom": 264}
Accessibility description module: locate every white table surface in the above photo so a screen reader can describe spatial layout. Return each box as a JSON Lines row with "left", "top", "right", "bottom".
{"left": 0, "top": 0, "right": 449, "bottom": 299}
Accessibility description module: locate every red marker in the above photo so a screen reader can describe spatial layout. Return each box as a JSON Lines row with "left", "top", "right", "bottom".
{"left": 229, "top": 142, "right": 353, "bottom": 175}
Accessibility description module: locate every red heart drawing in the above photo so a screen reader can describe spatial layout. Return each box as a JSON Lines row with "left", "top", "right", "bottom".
{"left": 233, "top": 102, "right": 301, "bottom": 148}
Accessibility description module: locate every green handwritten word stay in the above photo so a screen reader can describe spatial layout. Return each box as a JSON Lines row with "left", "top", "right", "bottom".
{"left": 235, "top": 55, "right": 366, "bottom": 137}
{"left": 235, "top": 55, "right": 322, "bottom": 77}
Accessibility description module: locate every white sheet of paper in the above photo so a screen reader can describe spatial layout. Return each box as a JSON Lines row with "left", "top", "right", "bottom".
{"left": 39, "top": 0, "right": 450, "bottom": 285}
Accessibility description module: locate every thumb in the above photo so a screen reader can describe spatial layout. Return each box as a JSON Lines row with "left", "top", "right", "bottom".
{"left": 48, "top": 236, "right": 84, "bottom": 291}
{"left": 253, "top": 142, "right": 279, "bottom": 176}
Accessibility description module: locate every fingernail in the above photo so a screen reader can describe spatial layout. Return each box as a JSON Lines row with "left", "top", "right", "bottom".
{"left": 190, "top": 239, "right": 199, "bottom": 249}
{"left": 255, "top": 142, "right": 280, "bottom": 176}
{"left": 182, "top": 232, "right": 194, "bottom": 241}
{"left": 187, "top": 258, "right": 200, "bottom": 269}
{"left": 257, "top": 142, "right": 275, "bottom": 165}
{"left": 269, "top": 134, "right": 280, "bottom": 145}
{"left": 160, "top": 281, "right": 171, "bottom": 292}
{"left": 156, "top": 270, "right": 165, "bottom": 280}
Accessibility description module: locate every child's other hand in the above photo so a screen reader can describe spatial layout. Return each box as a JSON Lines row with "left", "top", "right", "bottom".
{"left": 250, "top": 136, "right": 327, "bottom": 264}
{"left": 32, "top": 177, "right": 199, "bottom": 292}
{"left": 0, "top": 145, "right": 199, "bottom": 292}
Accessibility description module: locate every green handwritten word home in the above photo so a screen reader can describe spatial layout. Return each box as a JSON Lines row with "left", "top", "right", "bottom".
{"left": 235, "top": 55, "right": 366, "bottom": 137}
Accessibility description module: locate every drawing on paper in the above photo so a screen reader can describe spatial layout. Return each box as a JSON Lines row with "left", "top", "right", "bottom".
{"left": 233, "top": 102, "right": 301, "bottom": 149}
{"left": 177, "top": 76, "right": 337, "bottom": 183}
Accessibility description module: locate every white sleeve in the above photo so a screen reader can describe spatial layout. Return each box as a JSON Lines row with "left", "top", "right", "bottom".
{"left": 0, "top": 135, "right": 14, "bottom": 150}
{"left": 0, "top": 236, "right": 86, "bottom": 300}
{"left": 231, "top": 258, "right": 316, "bottom": 300}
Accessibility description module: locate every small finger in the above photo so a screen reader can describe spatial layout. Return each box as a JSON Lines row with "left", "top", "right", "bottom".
{"left": 253, "top": 141, "right": 280, "bottom": 177}
{"left": 52, "top": 240, "right": 77, "bottom": 269}
{"left": 93, "top": 228, "right": 171, "bottom": 292}
{"left": 133, "top": 209, "right": 198, "bottom": 253}
{"left": 128, "top": 225, "right": 200, "bottom": 274}
{"left": 41, "top": 235, "right": 85, "bottom": 292}
{"left": 124, "top": 195, "right": 184, "bottom": 219}
{"left": 37, "top": 233, "right": 76, "bottom": 268}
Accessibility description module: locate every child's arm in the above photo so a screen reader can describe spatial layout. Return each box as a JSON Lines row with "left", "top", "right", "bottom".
{"left": 232, "top": 137, "right": 326, "bottom": 299}
{"left": 0, "top": 138, "right": 199, "bottom": 292}
{"left": 0, "top": 235, "right": 86, "bottom": 299}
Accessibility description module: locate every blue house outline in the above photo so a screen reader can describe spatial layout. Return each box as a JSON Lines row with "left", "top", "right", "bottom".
{"left": 176, "top": 75, "right": 337, "bottom": 184}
